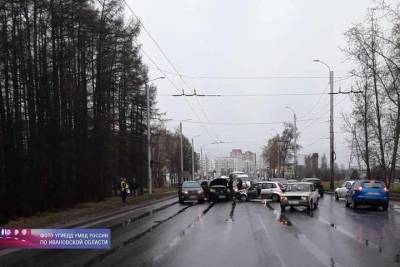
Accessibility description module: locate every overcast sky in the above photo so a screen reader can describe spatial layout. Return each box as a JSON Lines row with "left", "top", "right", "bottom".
{"left": 126, "top": 0, "right": 395, "bottom": 166}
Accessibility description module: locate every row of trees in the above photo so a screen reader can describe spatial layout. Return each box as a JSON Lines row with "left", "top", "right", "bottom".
{"left": 262, "top": 123, "right": 300, "bottom": 178}
{"left": 343, "top": 2, "right": 400, "bottom": 188}
{"left": 0, "top": 0, "right": 196, "bottom": 224}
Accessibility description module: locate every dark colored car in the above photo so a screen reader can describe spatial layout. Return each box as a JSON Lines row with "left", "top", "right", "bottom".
{"left": 301, "top": 178, "right": 324, "bottom": 197}
{"left": 345, "top": 180, "right": 389, "bottom": 210}
{"left": 208, "top": 178, "right": 230, "bottom": 201}
{"left": 178, "top": 181, "right": 205, "bottom": 204}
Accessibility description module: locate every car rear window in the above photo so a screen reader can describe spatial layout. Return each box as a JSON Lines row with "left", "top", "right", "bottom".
{"left": 362, "top": 182, "right": 383, "bottom": 188}
{"left": 209, "top": 179, "right": 228, "bottom": 186}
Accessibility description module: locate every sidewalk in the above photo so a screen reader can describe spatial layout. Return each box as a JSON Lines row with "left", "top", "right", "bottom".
{"left": 1, "top": 188, "right": 177, "bottom": 229}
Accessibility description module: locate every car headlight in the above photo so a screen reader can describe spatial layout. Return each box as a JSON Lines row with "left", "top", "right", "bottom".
{"left": 301, "top": 196, "right": 308, "bottom": 201}
{"left": 183, "top": 190, "right": 188, "bottom": 194}
{"left": 281, "top": 197, "right": 287, "bottom": 201}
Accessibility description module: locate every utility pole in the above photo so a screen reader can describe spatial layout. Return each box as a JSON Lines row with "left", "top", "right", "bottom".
{"left": 329, "top": 70, "right": 335, "bottom": 191}
{"left": 294, "top": 114, "right": 297, "bottom": 179}
{"left": 192, "top": 138, "right": 195, "bottom": 180}
{"left": 146, "top": 83, "right": 152, "bottom": 195}
{"left": 145, "top": 77, "right": 164, "bottom": 196}
{"left": 180, "top": 122, "right": 184, "bottom": 184}
{"left": 313, "top": 59, "right": 334, "bottom": 191}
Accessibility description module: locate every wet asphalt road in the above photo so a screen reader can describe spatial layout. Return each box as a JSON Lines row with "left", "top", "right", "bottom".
{"left": 2, "top": 195, "right": 400, "bottom": 267}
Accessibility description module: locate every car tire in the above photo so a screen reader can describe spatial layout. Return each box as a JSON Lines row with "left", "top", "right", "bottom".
{"left": 345, "top": 199, "right": 350, "bottom": 208}
{"left": 382, "top": 204, "right": 388, "bottom": 211}
{"left": 335, "top": 193, "right": 339, "bottom": 201}
{"left": 280, "top": 205, "right": 286, "bottom": 212}
{"left": 199, "top": 199, "right": 205, "bottom": 204}
{"left": 272, "top": 194, "right": 280, "bottom": 202}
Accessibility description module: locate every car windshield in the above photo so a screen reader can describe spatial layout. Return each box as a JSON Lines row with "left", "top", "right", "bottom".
{"left": 286, "top": 184, "right": 311, "bottom": 192}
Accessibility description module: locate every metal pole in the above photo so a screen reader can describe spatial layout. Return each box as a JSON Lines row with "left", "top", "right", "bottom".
{"left": 192, "top": 138, "right": 195, "bottom": 180}
{"left": 294, "top": 113, "right": 297, "bottom": 179}
{"left": 180, "top": 122, "right": 184, "bottom": 183}
{"left": 330, "top": 70, "right": 335, "bottom": 191}
{"left": 146, "top": 83, "right": 152, "bottom": 195}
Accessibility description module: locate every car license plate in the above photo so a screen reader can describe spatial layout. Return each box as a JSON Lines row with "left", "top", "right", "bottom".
{"left": 189, "top": 195, "right": 197, "bottom": 199}
{"left": 289, "top": 201, "right": 299, "bottom": 205}
{"left": 219, "top": 195, "right": 226, "bottom": 199}
{"left": 367, "top": 192, "right": 379, "bottom": 195}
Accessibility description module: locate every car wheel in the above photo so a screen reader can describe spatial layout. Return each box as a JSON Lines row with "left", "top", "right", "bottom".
{"left": 198, "top": 199, "right": 205, "bottom": 204}
{"left": 272, "top": 194, "right": 280, "bottom": 202}
{"left": 345, "top": 199, "right": 350, "bottom": 208}
{"left": 335, "top": 193, "right": 339, "bottom": 201}
{"left": 280, "top": 205, "right": 286, "bottom": 212}
{"left": 382, "top": 203, "right": 388, "bottom": 211}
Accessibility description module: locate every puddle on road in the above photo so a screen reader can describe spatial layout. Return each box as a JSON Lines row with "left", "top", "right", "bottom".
{"left": 151, "top": 202, "right": 215, "bottom": 265}
{"left": 110, "top": 202, "right": 178, "bottom": 231}
{"left": 84, "top": 202, "right": 214, "bottom": 267}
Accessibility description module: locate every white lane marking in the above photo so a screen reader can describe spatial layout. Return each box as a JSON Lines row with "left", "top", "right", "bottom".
{"left": 257, "top": 215, "right": 287, "bottom": 267}
{"left": 296, "top": 233, "right": 344, "bottom": 267}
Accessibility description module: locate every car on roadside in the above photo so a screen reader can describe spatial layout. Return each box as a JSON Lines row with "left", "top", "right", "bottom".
{"left": 335, "top": 180, "right": 355, "bottom": 200}
{"left": 242, "top": 181, "right": 284, "bottom": 202}
{"left": 345, "top": 180, "right": 389, "bottom": 210}
{"left": 280, "top": 182, "right": 320, "bottom": 212}
{"left": 178, "top": 181, "right": 205, "bottom": 204}
{"left": 301, "top": 178, "right": 324, "bottom": 197}
{"left": 208, "top": 177, "right": 231, "bottom": 201}
{"left": 270, "top": 178, "right": 288, "bottom": 189}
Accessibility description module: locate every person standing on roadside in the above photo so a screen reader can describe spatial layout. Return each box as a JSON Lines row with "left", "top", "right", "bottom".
{"left": 120, "top": 178, "right": 129, "bottom": 203}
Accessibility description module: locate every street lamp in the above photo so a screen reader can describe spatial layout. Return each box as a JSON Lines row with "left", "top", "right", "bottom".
{"left": 192, "top": 135, "right": 201, "bottom": 180}
{"left": 146, "top": 76, "right": 165, "bottom": 195}
{"left": 313, "top": 59, "right": 334, "bottom": 191}
{"left": 285, "top": 106, "right": 297, "bottom": 179}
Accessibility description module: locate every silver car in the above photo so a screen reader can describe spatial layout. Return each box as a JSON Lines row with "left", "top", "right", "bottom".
{"left": 335, "top": 180, "right": 355, "bottom": 200}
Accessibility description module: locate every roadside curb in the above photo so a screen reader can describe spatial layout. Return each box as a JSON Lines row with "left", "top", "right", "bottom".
{"left": 65, "top": 192, "right": 177, "bottom": 228}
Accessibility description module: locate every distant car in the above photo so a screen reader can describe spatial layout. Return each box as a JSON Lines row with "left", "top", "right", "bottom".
{"left": 208, "top": 178, "right": 230, "bottom": 201}
{"left": 245, "top": 181, "right": 284, "bottom": 202}
{"left": 280, "top": 182, "right": 320, "bottom": 212}
{"left": 345, "top": 180, "right": 389, "bottom": 210}
{"left": 335, "top": 181, "right": 355, "bottom": 200}
{"left": 178, "top": 181, "right": 205, "bottom": 204}
{"left": 301, "top": 178, "right": 324, "bottom": 197}
{"left": 287, "top": 179, "right": 298, "bottom": 183}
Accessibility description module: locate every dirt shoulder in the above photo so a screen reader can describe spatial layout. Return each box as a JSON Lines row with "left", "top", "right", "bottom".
{"left": 2, "top": 188, "right": 177, "bottom": 228}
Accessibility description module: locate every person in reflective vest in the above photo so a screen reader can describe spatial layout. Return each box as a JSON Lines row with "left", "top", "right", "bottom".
{"left": 120, "top": 178, "right": 129, "bottom": 203}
